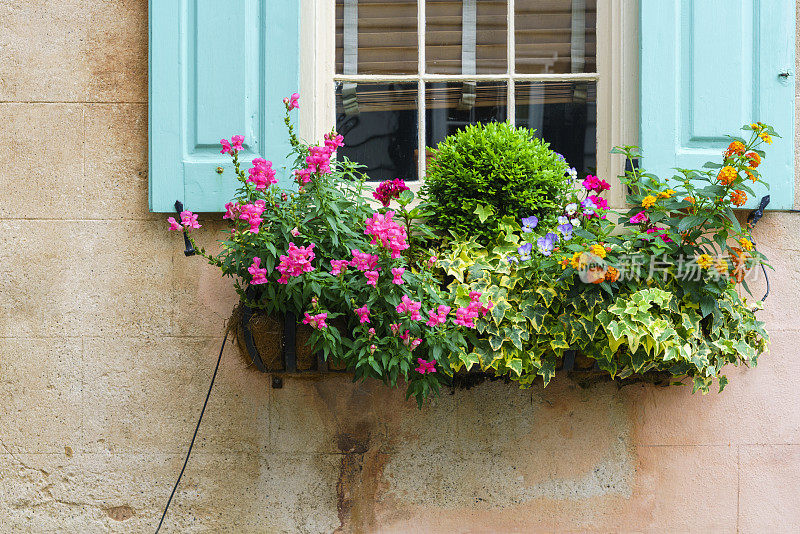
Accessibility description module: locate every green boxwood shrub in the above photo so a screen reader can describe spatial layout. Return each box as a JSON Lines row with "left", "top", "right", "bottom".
{"left": 422, "top": 122, "right": 570, "bottom": 244}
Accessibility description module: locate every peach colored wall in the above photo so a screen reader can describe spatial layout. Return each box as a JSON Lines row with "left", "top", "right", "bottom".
{"left": 1, "top": 1, "right": 799, "bottom": 533}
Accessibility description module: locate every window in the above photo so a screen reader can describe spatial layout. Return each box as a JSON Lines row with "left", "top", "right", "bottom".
{"left": 313, "top": 0, "right": 634, "bottom": 202}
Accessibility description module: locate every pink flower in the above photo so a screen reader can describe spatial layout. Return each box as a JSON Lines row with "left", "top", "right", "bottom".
{"left": 365, "top": 270, "right": 380, "bottom": 287}
{"left": 428, "top": 255, "right": 438, "bottom": 266}
{"left": 330, "top": 259, "right": 349, "bottom": 276}
{"left": 369, "top": 344, "right": 377, "bottom": 355}
{"left": 324, "top": 132, "right": 344, "bottom": 152}
{"left": 179, "top": 210, "right": 201, "bottom": 231}
{"left": 283, "top": 93, "right": 300, "bottom": 110}
{"left": 629, "top": 211, "right": 649, "bottom": 225}
{"left": 290, "top": 227, "right": 300, "bottom": 237}
{"left": 223, "top": 202, "right": 240, "bottom": 220}
{"left": 355, "top": 305, "right": 371, "bottom": 324}
{"left": 391, "top": 267, "right": 406, "bottom": 285}
{"left": 373, "top": 179, "right": 410, "bottom": 207}
{"left": 389, "top": 323, "right": 402, "bottom": 335}
{"left": 167, "top": 217, "right": 182, "bottom": 231}
{"left": 364, "top": 211, "right": 409, "bottom": 259}
{"left": 415, "top": 358, "right": 436, "bottom": 374}
{"left": 276, "top": 242, "right": 316, "bottom": 284}
{"left": 246, "top": 158, "right": 277, "bottom": 191}
{"left": 350, "top": 250, "right": 379, "bottom": 271}
{"left": 645, "top": 227, "right": 673, "bottom": 243}
{"left": 231, "top": 135, "right": 244, "bottom": 151}
{"left": 302, "top": 312, "right": 327, "bottom": 330}
{"left": 238, "top": 200, "right": 266, "bottom": 233}
{"left": 581, "top": 175, "right": 611, "bottom": 193}
{"left": 426, "top": 305, "right": 451, "bottom": 327}
{"left": 454, "top": 292, "right": 493, "bottom": 328}
{"left": 588, "top": 195, "right": 608, "bottom": 210}
{"left": 368, "top": 328, "right": 376, "bottom": 339}
{"left": 396, "top": 295, "right": 422, "bottom": 321}
{"left": 220, "top": 139, "right": 232, "bottom": 155}
{"left": 248, "top": 257, "right": 268, "bottom": 285}
{"left": 293, "top": 168, "right": 312, "bottom": 184}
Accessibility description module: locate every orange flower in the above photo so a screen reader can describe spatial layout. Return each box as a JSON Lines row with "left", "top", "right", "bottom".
{"left": 745, "top": 152, "right": 761, "bottom": 168}
{"left": 717, "top": 166, "right": 738, "bottom": 186}
{"left": 697, "top": 254, "right": 713, "bottom": 269}
{"left": 759, "top": 132, "right": 773, "bottom": 145}
{"left": 714, "top": 258, "right": 729, "bottom": 276}
{"left": 684, "top": 196, "right": 695, "bottom": 204}
{"left": 724, "top": 141, "right": 746, "bottom": 158}
{"left": 739, "top": 237, "right": 754, "bottom": 251}
{"left": 605, "top": 266, "right": 620, "bottom": 283}
{"left": 745, "top": 170, "right": 757, "bottom": 183}
{"left": 730, "top": 190, "right": 747, "bottom": 207}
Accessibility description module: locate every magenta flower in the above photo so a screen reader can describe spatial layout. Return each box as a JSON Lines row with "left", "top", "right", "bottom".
{"left": 364, "top": 270, "right": 380, "bottom": 287}
{"left": 364, "top": 211, "right": 409, "bottom": 259}
{"left": 324, "top": 132, "right": 344, "bottom": 152}
{"left": 179, "top": 210, "right": 201, "bottom": 231}
{"left": 372, "top": 179, "right": 410, "bottom": 207}
{"left": 290, "top": 227, "right": 300, "bottom": 237}
{"left": 355, "top": 305, "right": 371, "bottom": 324}
{"left": 330, "top": 259, "right": 349, "bottom": 276}
{"left": 368, "top": 328, "right": 376, "bottom": 339}
{"left": 425, "top": 305, "right": 451, "bottom": 327}
{"left": 396, "top": 295, "right": 422, "bottom": 321}
{"left": 231, "top": 135, "right": 244, "bottom": 151}
{"left": 415, "top": 358, "right": 437, "bottom": 374}
{"left": 629, "top": 211, "right": 649, "bottom": 225}
{"left": 276, "top": 242, "right": 316, "bottom": 284}
{"left": 428, "top": 255, "right": 437, "bottom": 266}
{"left": 220, "top": 138, "right": 233, "bottom": 155}
{"left": 350, "top": 250, "right": 379, "bottom": 272}
{"left": 238, "top": 200, "right": 266, "bottom": 233}
{"left": 454, "top": 293, "right": 493, "bottom": 328}
{"left": 246, "top": 158, "right": 277, "bottom": 191}
{"left": 302, "top": 312, "right": 327, "bottom": 330}
{"left": 283, "top": 93, "right": 300, "bottom": 110}
{"left": 167, "top": 217, "right": 182, "bottom": 231}
{"left": 390, "top": 323, "right": 401, "bottom": 335}
{"left": 248, "top": 257, "right": 268, "bottom": 285}
{"left": 223, "top": 202, "right": 240, "bottom": 220}
{"left": 588, "top": 195, "right": 608, "bottom": 210}
{"left": 391, "top": 267, "right": 406, "bottom": 285}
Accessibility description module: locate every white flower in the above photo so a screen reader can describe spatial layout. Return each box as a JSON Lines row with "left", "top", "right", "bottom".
{"left": 571, "top": 218, "right": 581, "bottom": 228}
{"left": 565, "top": 203, "right": 578, "bottom": 216}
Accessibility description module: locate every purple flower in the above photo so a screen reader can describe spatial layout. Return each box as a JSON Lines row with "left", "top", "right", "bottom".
{"left": 581, "top": 198, "right": 597, "bottom": 217}
{"left": 517, "top": 242, "right": 533, "bottom": 261}
{"left": 557, "top": 216, "right": 573, "bottom": 240}
{"left": 521, "top": 216, "right": 539, "bottom": 233}
{"left": 506, "top": 255, "right": 519, "bottom": 264}
{"left": 537, "top": 233, "right": 558, "bottom": 256}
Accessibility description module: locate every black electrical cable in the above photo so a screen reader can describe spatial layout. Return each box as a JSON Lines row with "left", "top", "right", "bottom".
{"left": 155, "top": 331, "right": 228, "bottom": 534}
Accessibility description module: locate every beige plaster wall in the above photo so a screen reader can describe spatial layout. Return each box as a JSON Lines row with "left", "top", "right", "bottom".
{"left": 1, "top": 1, "right": 799, "bottom": 532}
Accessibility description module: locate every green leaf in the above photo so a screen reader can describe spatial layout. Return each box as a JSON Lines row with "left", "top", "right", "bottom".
{"left": 474, "top": 204, "right": 495, "bottom": 224}
{"left": 536, "top": 286, "right": 557, "bottom": 308}
{"left": 508, "top": 358, "right": 523, "bottom": 376}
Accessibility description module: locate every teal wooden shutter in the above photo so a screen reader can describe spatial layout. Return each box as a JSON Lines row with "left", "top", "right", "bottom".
{"left": 640, "top": 1, "right": 795, "bottom": 209}
{"left": 149, "top": 0, "right": 299, "bottom": 212}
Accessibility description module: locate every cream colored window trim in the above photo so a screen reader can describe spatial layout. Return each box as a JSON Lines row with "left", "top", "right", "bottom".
{"left": 302, "top": 0, "right": 638, "bottom": 207}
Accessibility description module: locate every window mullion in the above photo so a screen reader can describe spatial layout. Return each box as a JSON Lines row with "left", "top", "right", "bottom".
{"left": 417, "top": 0, "right": 426, "bottom": 183}
{"left": 508, "top": 0, "right": 516, "bottom": 127}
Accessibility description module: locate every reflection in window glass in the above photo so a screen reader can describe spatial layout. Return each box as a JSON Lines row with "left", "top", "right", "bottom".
{"left": 335, "top": 0, "right": 418, "bottom": 75}
{"left": 515, "top": 0, "right": 597, "bottom": 74}
{"left": 426, "top": 82, "right": 508, "bottom": 151}
{"left": 426, "top": 0, "right": 507, "bottom": 75}
{"left": 335, "top": 83, "right": 418, "bottom": 182}
{"left": 515, "top": 82, "right": 597, "bottom": 176}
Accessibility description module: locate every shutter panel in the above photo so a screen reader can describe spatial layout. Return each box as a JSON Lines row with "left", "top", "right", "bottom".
{"left": 149, "top": 0, "right": 299, "bottom": 212}
{"left": 640, "top": 1, "right": 795, "bottom": 209}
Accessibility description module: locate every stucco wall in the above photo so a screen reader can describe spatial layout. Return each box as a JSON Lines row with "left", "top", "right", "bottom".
{"left": 1, "top": 1, "right": 799, "bottom": 533}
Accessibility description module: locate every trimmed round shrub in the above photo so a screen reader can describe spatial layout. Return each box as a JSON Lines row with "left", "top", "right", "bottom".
{"left": 422, "top": 122, "right": 570, "bottom": 244}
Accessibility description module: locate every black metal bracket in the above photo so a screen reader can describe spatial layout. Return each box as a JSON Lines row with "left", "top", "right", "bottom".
{"left": 747, "top": 195, "right": 771, "bottom": 305}
{"left": 174, "top": 201, "right": 197, "bottom": 257}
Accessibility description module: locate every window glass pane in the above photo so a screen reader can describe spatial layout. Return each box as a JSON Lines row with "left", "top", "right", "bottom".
{"left": 515, "top": 0, "right": 597, "bottom": 74}
{"left": 515, "top": 81, "right": 597, "bottom": 176}
{"left": 336, "top": 0, "right": 418, "bottom": 75}
{"left": 426, "top": 82, "right": 508, "bottom": 151}
{"left": 426, "top": 0, "right": 507, "bottom": 74}
{"left": 335, "top": 83, "right": 419, "bottom": 182}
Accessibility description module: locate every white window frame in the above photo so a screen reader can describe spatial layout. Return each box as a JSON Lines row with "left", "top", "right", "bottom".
{"left": 299, "top": 0, "right": 638, "bottom": 208}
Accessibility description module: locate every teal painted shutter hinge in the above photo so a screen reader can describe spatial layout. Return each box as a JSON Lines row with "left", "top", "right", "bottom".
{"left": 640, "top": 0, "right": 795, "bottom": 210}
{"left": 149, "top": 0, "right": 300, "bottom": 212}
